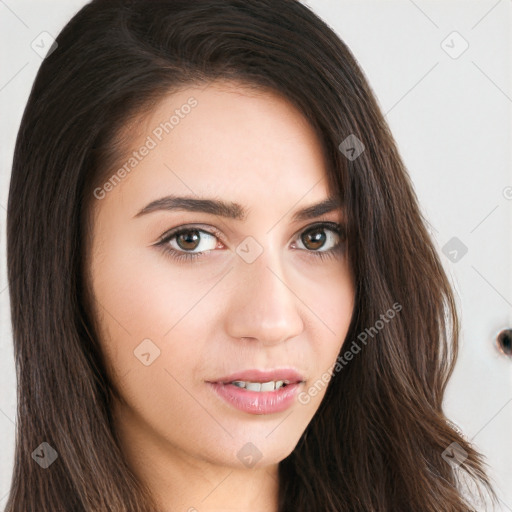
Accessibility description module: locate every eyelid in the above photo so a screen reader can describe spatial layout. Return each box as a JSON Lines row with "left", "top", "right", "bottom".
{"left": 155, "top": 223, "right": 225, "bottom": 246}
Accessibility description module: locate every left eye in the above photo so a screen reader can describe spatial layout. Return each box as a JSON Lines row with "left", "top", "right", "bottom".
{"left": 293, "top": 224, "right": 342, "bottom": 252}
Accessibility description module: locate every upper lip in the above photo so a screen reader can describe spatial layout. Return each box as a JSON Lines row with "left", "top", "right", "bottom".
{"left": 209, "top": 368, "right": 306, "bottom": 384}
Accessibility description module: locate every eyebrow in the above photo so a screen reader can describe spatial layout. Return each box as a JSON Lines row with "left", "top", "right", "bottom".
{"left": 133, "top": 194, "right": 343, "bottom": 222}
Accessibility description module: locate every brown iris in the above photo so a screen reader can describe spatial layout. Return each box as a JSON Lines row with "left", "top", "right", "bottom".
{"left": 301, "top": 227, "right": 326, "bottom": 250}
{"left": 176, "top": 230, "right": 201, "bottom": 251}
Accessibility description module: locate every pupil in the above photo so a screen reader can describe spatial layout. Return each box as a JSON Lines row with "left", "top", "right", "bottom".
{"left": 303, "top": 228, "right": 325, "bottom": 250}
{"left": 177, "top": 230, "right": 200, "bottom": 250}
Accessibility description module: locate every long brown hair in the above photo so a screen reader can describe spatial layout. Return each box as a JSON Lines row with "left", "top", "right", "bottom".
{"left": 6, "top": 0, "right": 497, "bottom": 510}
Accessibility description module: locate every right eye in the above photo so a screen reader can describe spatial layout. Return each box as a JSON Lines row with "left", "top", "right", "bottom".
{"left": 155, "top": 225, "right": 224, "bottom": 262}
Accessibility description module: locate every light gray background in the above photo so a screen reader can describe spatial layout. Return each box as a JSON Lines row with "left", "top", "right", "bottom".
{"left": 1, "top": 0, "right": 511, "bottom": 509}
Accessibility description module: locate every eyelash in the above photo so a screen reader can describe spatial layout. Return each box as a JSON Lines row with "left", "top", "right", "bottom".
{"left": 155, "top": 222, "right": 347, "bottom": 263}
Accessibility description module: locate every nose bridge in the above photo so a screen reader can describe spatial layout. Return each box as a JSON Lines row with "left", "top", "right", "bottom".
{"left": 224, "top": 244, "right": 304, "bottom": 345}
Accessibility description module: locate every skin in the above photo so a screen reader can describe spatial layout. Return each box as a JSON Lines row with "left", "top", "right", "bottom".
{"left": 87, "top": 80, "right": 355, "bottom": 512}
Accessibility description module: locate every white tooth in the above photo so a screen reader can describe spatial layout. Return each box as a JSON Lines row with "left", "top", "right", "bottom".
{"left": 245, "top": 382, "right": 262, "bottom": 392}
{"left": 229, "top": 380, "right": 289, "bottom": 391}
{"left": 260, "top": 381, "right": 275, "bottom": 392}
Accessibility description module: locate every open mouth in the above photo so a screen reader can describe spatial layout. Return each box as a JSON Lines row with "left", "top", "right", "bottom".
{"left": 208, "top": 379, "right": 305, "bottom": 414}
{"left": 206, "top": 369, "right": 306, "bottom": 414}
{"left": 224, "top": 380, "right": 297, "bottom": 391}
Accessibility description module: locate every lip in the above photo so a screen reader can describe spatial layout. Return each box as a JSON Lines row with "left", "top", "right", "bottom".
{"left": 210, "top": 368, "right": 305, "bottom": 385}
{"left": 206, "top": 368, "right": 306, "bottom": 415}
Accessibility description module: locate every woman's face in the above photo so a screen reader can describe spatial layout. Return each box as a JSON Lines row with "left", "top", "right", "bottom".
{"left": 87, "top": 80, "right": 355, "bottom": 475}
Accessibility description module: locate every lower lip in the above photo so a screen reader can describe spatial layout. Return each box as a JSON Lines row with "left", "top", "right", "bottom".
{"left": 207, "top": 382, "right": 303, "bottom": 415}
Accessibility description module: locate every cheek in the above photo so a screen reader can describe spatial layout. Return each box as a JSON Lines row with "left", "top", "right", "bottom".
{"left": 298, "top": 264, "right": 354, "bottom": 405}
{"left": 92, "top": 238, "right": 212, "bottom": 339}
{"left": 90, "top": 246, "right": 218, "bottom": 448}
{"left": 303, "top": 258, "right": 354, "bottom": 343}
{"left": 89, "top": 238, "right": 217, "bottom": 388}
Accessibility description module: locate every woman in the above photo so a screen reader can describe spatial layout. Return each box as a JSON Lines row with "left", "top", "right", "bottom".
{"left": 5, "top": 0, "right": 497, "bottom": 510}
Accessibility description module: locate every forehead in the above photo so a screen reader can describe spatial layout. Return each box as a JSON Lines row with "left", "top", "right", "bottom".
{"left": 95, "top": 80, "right": 337, "bottom": 219}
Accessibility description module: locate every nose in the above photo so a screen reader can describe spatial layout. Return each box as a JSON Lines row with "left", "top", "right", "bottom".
{"left": 223, "top": 252, "right": 305, "bottom": 346}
